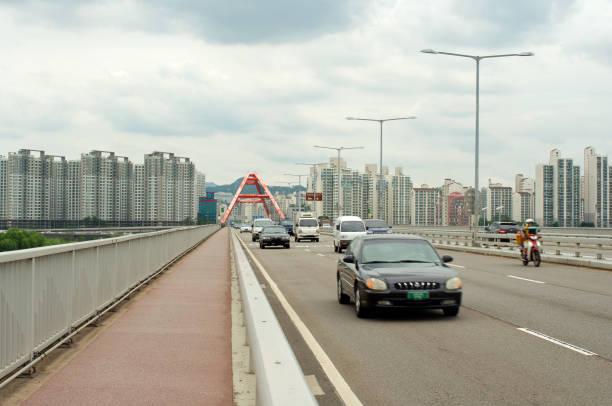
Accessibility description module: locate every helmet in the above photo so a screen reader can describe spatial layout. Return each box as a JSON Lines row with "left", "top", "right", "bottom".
{"left": 525, "top": 218, "right": 534, "bottom": 224}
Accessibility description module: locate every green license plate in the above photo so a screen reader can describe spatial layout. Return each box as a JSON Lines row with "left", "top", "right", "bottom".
{"left": 407, "top": 291, "right": 429, "bottom": 300}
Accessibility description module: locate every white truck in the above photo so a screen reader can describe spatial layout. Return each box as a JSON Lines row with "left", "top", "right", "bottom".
{"left": 293, "top": 212, "right": 320, "bottom": 242}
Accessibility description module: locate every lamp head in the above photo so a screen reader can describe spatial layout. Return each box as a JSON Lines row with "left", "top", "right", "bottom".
{"left": 518, "top": 51, "right": 534, "bottom": 56}
{"left": 421, "top": 49, "right": 437, "bottom": 54}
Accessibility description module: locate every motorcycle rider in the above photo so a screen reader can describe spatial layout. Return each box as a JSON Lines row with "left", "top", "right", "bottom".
{"left": 517, "top": 218, "right": 537, "bottom": 258}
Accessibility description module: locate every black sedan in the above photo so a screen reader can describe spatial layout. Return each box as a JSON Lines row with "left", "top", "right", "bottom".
{"left": 337, "top": 235, "right": 462, "bottom": 318}
{"left": 259, "top": 225, "right": 291, "bottom": 249}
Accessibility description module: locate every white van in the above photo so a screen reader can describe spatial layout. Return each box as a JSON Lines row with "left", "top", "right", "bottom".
{"left": 294, "top": 213, "right": 320, "bottom": 242}
{"left": 333, "top": 216, "right": 367, "bottom": 252}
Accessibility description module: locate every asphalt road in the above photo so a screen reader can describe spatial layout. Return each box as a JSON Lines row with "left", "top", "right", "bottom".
{"left": 237, "top": 232, "right": 612, "bottom": 406}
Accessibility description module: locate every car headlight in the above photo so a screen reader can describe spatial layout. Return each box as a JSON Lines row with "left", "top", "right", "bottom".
{"left": 445, "top": 277, "right": 462, "bottom": 290}
{"left": 365, "top": 278, "right": 387, "bottom": 291}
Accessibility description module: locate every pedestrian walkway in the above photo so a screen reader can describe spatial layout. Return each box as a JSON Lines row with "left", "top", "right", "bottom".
{"left": 22, "top": 228, "right": 232, "bottom": 406}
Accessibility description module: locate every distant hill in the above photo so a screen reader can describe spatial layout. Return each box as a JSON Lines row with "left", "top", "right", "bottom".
{"left": 207, "top": 178, "right": 305, "bottom": 195}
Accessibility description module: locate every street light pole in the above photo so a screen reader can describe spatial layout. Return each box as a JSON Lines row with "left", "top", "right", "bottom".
{"left": 421, "top": 49, "right": 533, "bottom": 228}
{"left": 346, "top": 116, "right": 416, "bottom": 222}
{"left": 284, "top": 173, "right": 308, "bottom": 217}
{"left": 313, "top": 145, "right": 364, "bottom": 218}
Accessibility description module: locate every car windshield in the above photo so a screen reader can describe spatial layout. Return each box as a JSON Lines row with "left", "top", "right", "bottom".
{"left": 262, "top": 226, "right": 285, "bottom": 234}
{"left": 361, "top": 240, "right": 440, "bottom": 264}
{"left": 340, "top": 221, "right": 365, "bottom": 232}
{"left": 281, "top": 220, "right": 292, "bottom": 225}
{"left": 365, "top": 220, "right": 387, "bottom": 228}
{"left": 299, "top": 219, "right": 318, "bottom": 227}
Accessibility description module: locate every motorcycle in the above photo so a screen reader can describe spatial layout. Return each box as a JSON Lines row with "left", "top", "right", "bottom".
{"left": 521, "top": 234, "right": 542, "bottom": 267}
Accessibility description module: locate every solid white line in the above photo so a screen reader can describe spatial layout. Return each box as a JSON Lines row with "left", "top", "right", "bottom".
{"left": 517, "top": 328, "right": 597, "bottom": 356}
{"left": 447, "top": 264, "right": 465, "bottom": 269}
{"left": 507, "top": 275, "right": 545, "bottom": 284}
{"left": 238, "top": 237, "right": 363, "bottom": 406}
{"left": 317, "top": 253, "right": 325, "bottom": 257}
{"left": 305, "top": 249, "right": 311, "bottom": 252}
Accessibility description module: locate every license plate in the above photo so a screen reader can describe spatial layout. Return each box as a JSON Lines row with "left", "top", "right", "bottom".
{"left": 407, "top": 291, "right": 429, "bottom": 300}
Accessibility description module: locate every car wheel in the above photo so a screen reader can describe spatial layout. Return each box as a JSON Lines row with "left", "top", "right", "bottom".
{"left": 315, "top": 238, "right": 320, "bottom": 242}
{"left": 260, "top": 243, "right": 264, "bottom": 249}
{"left": 354, "top": 286, "right": 368, "bottom": 318}
{"left": 333, "top": 242, "right": 338, "bottom": 252}
{"left": 337, "top": 277, "right": 350, "bottom": 304}
{"left": 443, "top": 306, "right": 459, "bottom": 317}
{"left": 284, "top": 244, "right": 290, "bottom": 249}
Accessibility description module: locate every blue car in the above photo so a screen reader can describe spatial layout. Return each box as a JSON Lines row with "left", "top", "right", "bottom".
{"left": 281, "top": 219, "right": 294, "bottom": 236}
{"left": 363, "top": 219, "right": 392, "bottom": 234}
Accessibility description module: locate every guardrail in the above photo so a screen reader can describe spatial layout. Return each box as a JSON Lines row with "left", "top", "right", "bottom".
{"left": 395, "top": 229, "right": 612, "bottom": 269}
{"left": 231, "top": 232, "right": 317, "bottom": 405}
{"left": 0, "top": 225, "right": 219, "bottom": 387}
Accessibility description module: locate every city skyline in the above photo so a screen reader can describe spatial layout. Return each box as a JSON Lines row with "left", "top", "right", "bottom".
{"left": 1, "top": 2, "right": 612, "bottom": 186}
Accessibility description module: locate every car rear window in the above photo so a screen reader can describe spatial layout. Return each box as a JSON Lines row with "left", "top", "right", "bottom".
{"left": 364, "top": 220, "right": 388, "bottom": 228}
{"left": 299, "top": 219, "right": 318, "bottom": 227}
{"left": 254, "top": 220, "right": 274, "bottom": 226}
{"left": 340, "top": 221, "right": 365, "bottom": 232}
{"left": 262, "top": 226, "right": 285, "bottom": 234}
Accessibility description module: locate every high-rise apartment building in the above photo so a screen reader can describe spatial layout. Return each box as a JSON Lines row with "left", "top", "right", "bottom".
{"left": 1, "top": 148, "right": 199, "bottom": 227}
{"left": 583, "top": 146, "right": 608, "bottom": 227}
{"left": 535, "top": 149, "right": 581, "bottom": 226}
{"left": 0, "top": 156, "right": 6, "bottom": 219}
{"left": 441, "top": 179, "right": 466, "bottom": 226}
{"left": 144, "top": 152, "right": 195, "bottom": 223}
{"left": 390, "top": 167, "right": 412, "bottom": 225}
{"left": 513, "top": 192, "right": 534, "bottom": 223}
{"left": 66, "top": 161, "right": 80, "bottom": 221}
{"left": 487, "top": 182, "right": 513, "bottom": 221}
{"left": 80, "top": 151, "right": 132, "bottom": 222}
{"left": 411, "top": 185, "right": 441, "bottom": 226}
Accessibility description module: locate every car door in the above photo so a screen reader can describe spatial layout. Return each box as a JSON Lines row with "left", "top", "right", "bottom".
{"left": 339, "top": 240, "right": 359, "bottom": 299}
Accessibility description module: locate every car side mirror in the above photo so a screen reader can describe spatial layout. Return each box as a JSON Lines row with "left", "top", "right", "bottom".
{"left": 442, "top": 255, "right": 453, "bottom": 263}
{"left": 365, "top": 226, "right": 369, "bottom": 230}
{"left": 343, "top": 255, "right": 355, "bottom": 263}
{"left": 389, "top": 225, "right": 392, "bottom": 229}
{"left": 336, "top": 225, "right": 340, "bottom": 230}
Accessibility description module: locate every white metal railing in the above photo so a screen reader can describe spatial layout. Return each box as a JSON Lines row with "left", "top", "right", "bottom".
{"left": 395, "top": 229, "right": 612, "bottom": 261}
{"left": 0, "top": 225, "right": 219, "bottom": 386}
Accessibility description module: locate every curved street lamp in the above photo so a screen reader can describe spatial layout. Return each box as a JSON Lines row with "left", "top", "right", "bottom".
{"left": 421, "top": 48, "right": 533, "bottom": 227}
{"left": 346, "top": 116, "right": 416, "bottom": 222}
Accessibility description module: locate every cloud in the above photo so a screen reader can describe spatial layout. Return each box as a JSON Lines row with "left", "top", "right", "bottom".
{"left": 1, "top": 0, "right": 612, "bottom": 189}
{"left": 2, "top": 0, "right": 374, "bottom": 44}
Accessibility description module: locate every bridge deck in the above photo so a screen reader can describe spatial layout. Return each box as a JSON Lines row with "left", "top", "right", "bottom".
{"left": 22, "top": 227, "right": 232, "bottom": 406}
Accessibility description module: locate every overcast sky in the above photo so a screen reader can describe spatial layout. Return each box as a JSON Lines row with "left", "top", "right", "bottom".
{"left": 1, "top": 0, "right": 611, "bottom": 187}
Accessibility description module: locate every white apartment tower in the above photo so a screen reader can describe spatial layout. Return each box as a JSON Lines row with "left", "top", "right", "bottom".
{"left": 80, "top": 151, "right": 132, "bottom": 222}
{"left": 583, "top": 146, "right": 608, "bottom": 227}
{"left": 487, "top": 182, "right": 513, "bottom": 221}
{"left": 536, "top": 149, "right": 581, "bottom": 227}
{"left": 144, "top": 152, "right": 195, "bottom": 223}
{"left": 0, "top": 156, "right": 6, "bottom": 219}
{"left": 411, "top": 185, "right": 441, "bottom": 226}
{"left": 391, "top": 167, "right": 412, "bottom": 225}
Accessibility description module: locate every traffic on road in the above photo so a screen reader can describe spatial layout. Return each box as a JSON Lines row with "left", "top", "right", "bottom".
{"left": 235, "top": 228, "right": 612, "bottom": 405}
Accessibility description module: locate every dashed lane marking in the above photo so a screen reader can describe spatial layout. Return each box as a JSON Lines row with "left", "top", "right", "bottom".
{"left": 517, "top": 328, "right": 597, "bottom": 356}
{"left": 317, "top": 253, "right": 325, "bottom": 257}
{"left": 507, "top": 275, "right": 545, "bottom": 284}
{"left": 447, "top": 264, "right": 465, "bottom": 269}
